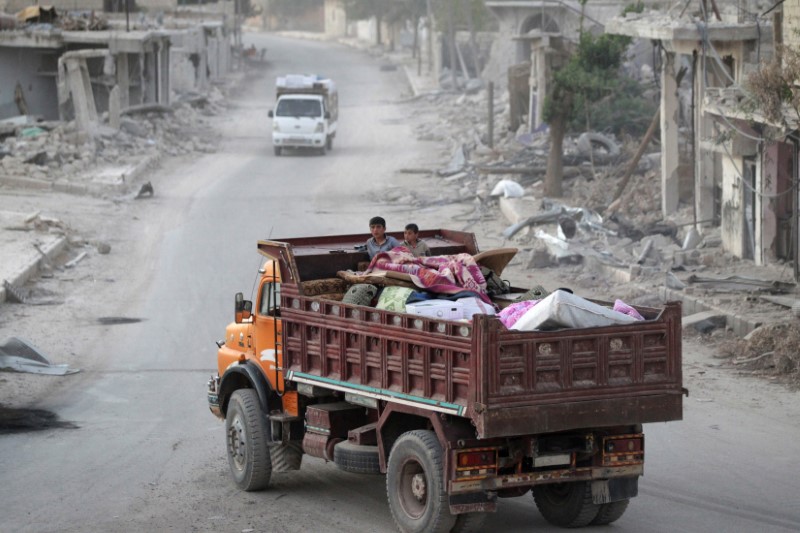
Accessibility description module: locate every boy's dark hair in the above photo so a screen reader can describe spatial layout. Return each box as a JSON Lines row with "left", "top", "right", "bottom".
{"left": 405, "top": 223, "right": 419, "bottom": 233}
{"left": 369, "top": 216, "right": 386, "bottom": 227}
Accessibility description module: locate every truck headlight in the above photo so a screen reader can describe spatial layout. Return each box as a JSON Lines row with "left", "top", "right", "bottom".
{"left": 273, "top": 122, "right": 280, "bottom": 132}
{"left": 314, "top": 122, "right": 324, "bottom": 133}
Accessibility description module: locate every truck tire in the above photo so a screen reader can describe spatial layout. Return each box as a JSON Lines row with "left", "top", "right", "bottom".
{"left": 386, "top": 430, "right": 456, "bottom": 533}
{"left": 591, "top": 499, "right": 630, "bottom": 525}
{"left": 225, "top": 389, "right": 272, "bottom": 491}
{"left": 532, "top": 481, "right": 599, "bottom": 528}
{"left": 326, "top": 135, "right": 333, "bottom": 151}
{"left": 334, "top": 441, "right": 382, "bottom": 474}
{"left": 274, "top": 146, "right": 281, "bottom": 156}
{"left": 270, "top": 441, "right": 303, "bottom": 472}
{"left": 450, "top": 512, "right": 487, "bottom": 533}
{"left": 576, "top": 132, "right": 620, "bottom": 158}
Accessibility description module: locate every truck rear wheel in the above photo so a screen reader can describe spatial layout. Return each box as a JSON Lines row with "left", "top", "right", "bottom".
{"left": 532, "top": 481, "right": 599, "bottom": 528}
{"left": 225, "top": 389, "right": 272, "bottom": 491}
{"left": 334, "top": 440, "right": 381, "bottom": 474}
{"left": 274, "top": 146, "right": 281, "bottom": 156}
{"left": 270, "top": 441, "right": 303, "bottom": 472}
{"left": 387, "top": 430, "right": 456, "bottom": 533}
{"left": 591, "top": 499, "right": 630, "bottom": 525}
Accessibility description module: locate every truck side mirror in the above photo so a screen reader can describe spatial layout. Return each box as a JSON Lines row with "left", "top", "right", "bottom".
{"left": 235, "top": 292, "right": 252, "bottom": 323}
{"left": 324, "top": 111, "right": 331, "bottom": 119}
{"left": 268, "top": 110, "right": 274, "bottom": 118}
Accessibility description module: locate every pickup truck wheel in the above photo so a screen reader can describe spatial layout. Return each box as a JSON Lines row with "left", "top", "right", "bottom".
{"left": 532, "top": 481, "right": 599, "bottom": 528}
{"left": 591, "top": 499, "right": 629, "bottom": 525}
{"left": 450, "top": 512, "right": 487, "bottom": 533}
{"left": 334, "top": 441, "right": 381, "bottom": 474}
{"left": 225, "top": 389, "right": 272, "bottom": 491}
{"left": 387, "top": 430, "right": 456, "bottom": 533}
{"left": 326, "top": 136, "right": 333, "bottom": 151}
{"left": 270, "top": 441, "right": 303, "bottom": 472}
{"left": 274, "top": 146, "right": 281, "bottom": 156}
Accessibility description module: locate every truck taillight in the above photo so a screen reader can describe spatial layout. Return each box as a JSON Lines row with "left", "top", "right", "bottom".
{"left": 454, "top": 448, "right": 498, "bottom": 479}
{"left": 458, "top": 450, "right": 496, "bottom": 468}
{"left": 602, "top": 434, "right": 644, "bottom": 465}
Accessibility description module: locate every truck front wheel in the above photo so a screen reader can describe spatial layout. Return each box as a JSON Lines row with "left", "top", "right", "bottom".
{"left": 532, "top": 481, "right": 599, "bottom": 527}
{"left": 326, "top": 135, "right": 333, "bottom": 151}
{"left": 387, "top": 430, "right": 456, "bottom": 533}
{"left": 274, "top": 146, "right": 282, "bottom": 156}
{"left": 225, "top": 389, "right": 272, "bottom": 491}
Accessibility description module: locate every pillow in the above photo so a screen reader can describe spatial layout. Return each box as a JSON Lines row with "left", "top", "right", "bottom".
{"left": 376, "top": 286, "right": 414, "bottom": 312}
{"left": 341, "top": 284, "right": 378, "bottom": 306}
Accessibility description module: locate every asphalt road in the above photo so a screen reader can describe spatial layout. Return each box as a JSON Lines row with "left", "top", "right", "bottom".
{"left": 0, "top": 34, "right": 799, "bottom": 533}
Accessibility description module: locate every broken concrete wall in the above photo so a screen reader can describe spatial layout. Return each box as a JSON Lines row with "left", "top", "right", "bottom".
{"left": 169, "top": 28, "right": 207, "bottom": 95}
{"left": 0, "top": 48, "right": 60, "bottom": 120}
{"left": 324, "top": 0, "right": 347, "bottom": 37}
{"left": 203, "top": 24, "right": 230, "bottom": 81}
{"left": 720, "top": 155, "right": 748, "bottom": 259}
{"left": 787, "top": 0, "right": 800, "bottom": 49}
{"left": 483, "top": 3, "right": 608, "bottom": 88}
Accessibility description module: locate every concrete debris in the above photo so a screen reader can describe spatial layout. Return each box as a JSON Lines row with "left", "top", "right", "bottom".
{"left": 685, "top": 275, "right": 795, "bottom": 294}
{"left": 135, "top": 181, "right": 155, "bottom": 199}
{"left": 0, "top": 90, "right": 225, "bottom": 192}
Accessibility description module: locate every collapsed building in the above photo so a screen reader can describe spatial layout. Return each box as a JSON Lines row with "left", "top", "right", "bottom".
{"left": 0, "top": 4, "right": 235, "bottom": 136}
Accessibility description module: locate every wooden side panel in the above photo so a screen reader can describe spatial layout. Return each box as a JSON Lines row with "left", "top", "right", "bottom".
{"left": 281, "top": 286, "right": 474, "bottom": 410}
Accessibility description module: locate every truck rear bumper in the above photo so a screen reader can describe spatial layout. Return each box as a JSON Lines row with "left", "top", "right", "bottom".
{"left": 273, "top": 132, "right": 326, "bottom": 148}
{"left": 449, "top": 464, "right": 643, "bottom": 495}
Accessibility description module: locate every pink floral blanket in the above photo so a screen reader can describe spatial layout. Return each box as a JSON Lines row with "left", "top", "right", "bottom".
{"left": 366, "top": 248, "right": 491, "bottom": 303}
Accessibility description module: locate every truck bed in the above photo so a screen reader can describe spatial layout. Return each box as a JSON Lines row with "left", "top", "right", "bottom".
{"left": 262, "top": 230, "right": 683, "bottom": 440}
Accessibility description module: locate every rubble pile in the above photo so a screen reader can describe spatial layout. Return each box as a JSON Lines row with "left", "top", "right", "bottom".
{"left": 717, "top": 323, "right": 800, "bottom": 388}
{"left": 0, "top": 88, "right": 226, "bottom": 190}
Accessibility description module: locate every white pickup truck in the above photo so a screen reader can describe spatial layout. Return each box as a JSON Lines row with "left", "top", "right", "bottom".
{"left": 268, "top": 74, "right": 338, "bottom": 156}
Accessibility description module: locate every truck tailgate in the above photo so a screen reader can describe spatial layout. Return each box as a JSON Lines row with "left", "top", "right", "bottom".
{"left": 472, "top": 302, "right": 683, "bottom": 438}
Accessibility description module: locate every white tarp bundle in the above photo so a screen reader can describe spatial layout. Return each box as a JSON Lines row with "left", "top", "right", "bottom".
{"left": 510, "top": 290, "right": 638, "bottom": 331}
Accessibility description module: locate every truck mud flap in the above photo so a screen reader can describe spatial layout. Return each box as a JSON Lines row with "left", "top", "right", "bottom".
{"left": 591, "top": 477, "right": 638, "bottom": 504}
{"left": 449, "top": 491, "right": 497, "bottom": 514}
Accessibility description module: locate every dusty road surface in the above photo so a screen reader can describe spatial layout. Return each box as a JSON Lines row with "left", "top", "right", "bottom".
{"left": 1, "top": 34, "right": 800, "bottom": 533}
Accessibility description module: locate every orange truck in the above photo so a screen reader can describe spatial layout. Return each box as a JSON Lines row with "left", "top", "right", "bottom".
{"left": 207, "top": 229, "right": 684, "bottom": 533}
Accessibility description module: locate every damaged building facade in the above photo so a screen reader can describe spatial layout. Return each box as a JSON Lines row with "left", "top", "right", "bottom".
{"left": 483, "top": 1, "right": 799, "bottom": 279}
{"left": 0, "top": 6, "right": 234, "bottom": 136}
{"left": 607, "top": 2, "right": 798, "bottom": 277}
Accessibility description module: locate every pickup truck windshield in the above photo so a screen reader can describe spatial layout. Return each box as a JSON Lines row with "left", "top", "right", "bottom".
{"left": 276, "top": 99, "right": 322, "bottom": 118}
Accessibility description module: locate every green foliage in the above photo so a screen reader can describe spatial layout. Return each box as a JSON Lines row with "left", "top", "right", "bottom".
{"left": 270, "top": 0, "right": 320, "bottom": 17}
{"left": 543, "top": 31, "right": 635, "bottom": 129}
{"left": 569, "top": 77, "right": 657, "bottom": 136}
{"left": 621, "top": 1, "right": 645, "bottom": 17}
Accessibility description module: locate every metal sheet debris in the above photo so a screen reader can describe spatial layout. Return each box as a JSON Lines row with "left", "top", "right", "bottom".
{"left": 0, "top": 337, "right": 79, "bottom": 375}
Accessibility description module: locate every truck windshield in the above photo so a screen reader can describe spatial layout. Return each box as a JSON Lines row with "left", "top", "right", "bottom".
{"left": 276, "top": 99, "right": 322, "bottom": 118}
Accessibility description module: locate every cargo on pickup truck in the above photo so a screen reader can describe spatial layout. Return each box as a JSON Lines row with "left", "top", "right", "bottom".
{"left": 208, "top": 229, "right": 684, "bottom": 533}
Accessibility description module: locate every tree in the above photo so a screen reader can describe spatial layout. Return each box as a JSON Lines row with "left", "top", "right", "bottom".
{"left": 542, "top": 2, "right": 643, "bottom": 197}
